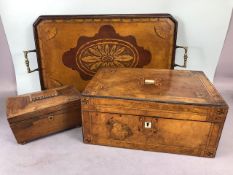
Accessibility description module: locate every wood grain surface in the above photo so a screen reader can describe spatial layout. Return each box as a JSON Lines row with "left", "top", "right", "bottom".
{"left": 82, "top": 68, "right": 228, "bottom": 157}
{"left": 6, "top": 86, "right": 81, "bottom": 144}
{"left": 33, "top": 14, "right": 177, "bottom": 91}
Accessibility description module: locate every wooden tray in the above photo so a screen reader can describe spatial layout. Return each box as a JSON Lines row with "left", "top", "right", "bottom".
{"left": 24, "top": 14, "right": 188, "bottom": 91}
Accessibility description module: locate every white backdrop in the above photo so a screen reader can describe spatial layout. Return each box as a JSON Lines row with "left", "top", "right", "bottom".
{"left": 0, "top": 0, "right": 232, "bottom": 94}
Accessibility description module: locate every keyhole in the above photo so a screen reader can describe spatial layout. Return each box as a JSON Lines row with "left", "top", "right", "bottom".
{"left": 144, "top": 122, "right": 152, "bottom": 128}
{"left": 48, "top": 115, "right": 54, "bottom": 121}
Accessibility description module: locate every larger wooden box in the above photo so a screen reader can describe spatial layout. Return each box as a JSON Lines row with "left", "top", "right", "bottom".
{"left": 81, "top": 68, "right": 228, "bottom": 157}
{"left": 25, "top": 14, "right": 187, "bottom": 92}
{"left": 6, "top": 86, "right": 81, "bottom": 144}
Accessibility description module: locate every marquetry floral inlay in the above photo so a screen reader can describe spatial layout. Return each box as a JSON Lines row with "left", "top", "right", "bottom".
{"left": 80, "top": 43, "right": 136, "bottom": 72}
{"left": 62, "top": 25, "right": 151, "bottom": 80}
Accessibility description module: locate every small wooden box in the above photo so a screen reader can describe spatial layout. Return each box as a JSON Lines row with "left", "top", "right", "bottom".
{"left": 81, "top": 68, "right": 228, "bottom": 157}
{"left": 6, "top": 86, "right": 81, "bottom": 144}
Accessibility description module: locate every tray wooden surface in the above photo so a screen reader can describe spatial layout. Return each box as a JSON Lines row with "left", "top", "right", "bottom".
{"left": 28, "top": 14, "right": 183, "bottom": 91}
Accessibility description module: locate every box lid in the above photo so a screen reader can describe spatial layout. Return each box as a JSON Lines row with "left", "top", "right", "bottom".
{"left": 82, "top": 68, "right": 227, "bottom": 106}
{"left": 6, "top": 86, "right": 81, "bottom": 123}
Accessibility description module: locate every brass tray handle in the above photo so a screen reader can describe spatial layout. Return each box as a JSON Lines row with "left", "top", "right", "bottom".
{"left": 174, "top": 46, "right": 188, "bottom": 68}
{"left": 23, "top": 49, "right": 39, "bottom": 73}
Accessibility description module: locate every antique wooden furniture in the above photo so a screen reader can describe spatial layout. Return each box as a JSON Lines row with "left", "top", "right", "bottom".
{"left": 81, "top": 68, "right": 228, "bottom": 157}
{"left": 6, "top": 86, "right": 81, "bottom": 144}
{"left": 24, "top": 14, "right": 188, "bottom": 92}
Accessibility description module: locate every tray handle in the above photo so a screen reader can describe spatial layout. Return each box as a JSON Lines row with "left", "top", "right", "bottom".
{"left": 174, "top": 46, "right": 188, "bottom": 68}
{"left": 23, "top": 49, "right": 39, "bottom": 73}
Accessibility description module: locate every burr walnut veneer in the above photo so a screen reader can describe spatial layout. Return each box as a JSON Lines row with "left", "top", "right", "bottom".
{"left": 6, "top": 86, "right": 81, "bottom": 144}
{"left": 81, "top": 68, "right": 228, "bottom": 157}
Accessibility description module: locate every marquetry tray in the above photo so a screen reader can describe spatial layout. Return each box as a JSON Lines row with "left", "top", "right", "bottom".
{"left": 24, "top": 14, "right": 188, "bottom": 91}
